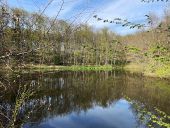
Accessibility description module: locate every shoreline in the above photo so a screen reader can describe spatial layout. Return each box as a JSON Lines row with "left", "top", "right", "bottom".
{"left": 23, "top": 64, "right": 117, "bottom": 71}
{"left": 124, "top": 63, "right": 170, "bottom": 79}
{"left": 1, "top": 64, "right": 170, "bottom": 79}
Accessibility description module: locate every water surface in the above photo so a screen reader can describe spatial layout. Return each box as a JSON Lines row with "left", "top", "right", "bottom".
{"left": 0, "top": 71, "right": 170, "bottom": 128}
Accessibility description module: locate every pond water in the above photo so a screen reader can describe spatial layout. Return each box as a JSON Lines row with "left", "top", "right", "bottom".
{"left": 0, "top": 71, "right": 170, "bottom": 128}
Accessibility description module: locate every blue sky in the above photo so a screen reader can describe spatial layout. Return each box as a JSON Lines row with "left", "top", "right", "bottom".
{"left": 7, "top": 0, "right": 169, "bottom": 35}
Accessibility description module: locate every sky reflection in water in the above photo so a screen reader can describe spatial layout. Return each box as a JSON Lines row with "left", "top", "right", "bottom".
{"left": 24, "top": 99, "right": 143, "bottom": 128}
{"left": 1, "top": 71, "right": 170, "bottom": 128}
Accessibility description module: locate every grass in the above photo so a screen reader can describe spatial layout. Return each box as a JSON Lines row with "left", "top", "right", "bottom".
{"left": 124, "top": 63, "right": 144, "bottom": 73}
{"left": 24, "top": 64, "right": 116, "bottom": 71}
{"left": 154, "top": 64, "right": 170, "bottom": 78}
{"left": 1, "top": 63, "right": 170, "bottom": 78}
{"left": 124, "top": 63, "right": 170, "bottom": 78}
{"left": 64, "top": 65, "right": 115, "bottom": 71}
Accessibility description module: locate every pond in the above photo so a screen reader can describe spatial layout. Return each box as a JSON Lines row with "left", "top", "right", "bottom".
{"left": 0, "top": 71, "right": 170, "bottom": 128}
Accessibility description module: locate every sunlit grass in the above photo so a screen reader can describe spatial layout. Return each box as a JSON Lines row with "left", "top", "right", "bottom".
{"left": 24, "top": 64, "right": 116, "bottom": 71}
{"left": 124, "top": 63, "right": 170, "bottom": 78}
{"left": 124, "top": 63, "right": 144, "bottom": 73}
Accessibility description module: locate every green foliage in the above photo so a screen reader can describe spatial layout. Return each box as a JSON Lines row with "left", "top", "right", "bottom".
{"left": 127, "top": 46, "right": 141, "bottom": 54}
{"left": 125, "top": 96, "right": 170, "bottom": 128}
{"left": 0, "top": 6, "right": 126, "bottom": 66}
{"left": 65, "top": 65, "right": 114, "bottom": 71}
{"left": 54, "top": 55, "right": 62, "bottom": 65}
{"left": 0, "top": 2, "right": 169, "bottom": 78}
{"left": 25, "top": 65, "right": 116, "bottom": 72}
{"left": 155, "top": 65, "right": 170, "bottom": 77}
{"left": 93, "top": 15, "right": 145, "bottom": 29}
{"left": 0, "top": 82, "right": 39, "bottom": 128}
{"left": 9, "top": 84, "right": 35, "bottom": 127}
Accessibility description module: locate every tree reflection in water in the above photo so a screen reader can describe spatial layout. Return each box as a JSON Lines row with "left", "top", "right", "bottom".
{"left": 0, "top": 71, "right": 170, "bottom": 128}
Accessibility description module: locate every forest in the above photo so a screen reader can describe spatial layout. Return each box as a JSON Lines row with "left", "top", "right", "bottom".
{"left": 1, "top": 3, "right": 170, "bottom": 77}
{"left": 0, "top": 0, "right": 169, "bottom": 77}
{"left": 0, "top": 0, "right": 170, "bottom": 128}
{"left": 0, "top": 1, "right": 169, "bottom": 77}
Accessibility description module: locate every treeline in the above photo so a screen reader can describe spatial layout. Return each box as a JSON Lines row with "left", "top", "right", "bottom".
{"left": 0, "top": 5, "right": 126, "bottom": 67}
{"left": 120, "top": 12, "right": 170, "bottom": 73}
{"left": 0, "top": 4, "right": 169, "bottom": 70}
